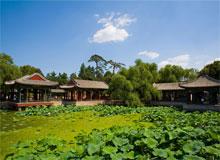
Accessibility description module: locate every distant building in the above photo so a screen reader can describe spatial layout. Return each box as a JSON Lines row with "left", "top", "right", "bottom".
{"left": 154, "top": 75, "right": 220, "bottom": 106}
{"left": 4, "top": 73, "right": 58, "bottom": 110}
{"left": 60, "top": 79, "right": 109, "bottom": 101}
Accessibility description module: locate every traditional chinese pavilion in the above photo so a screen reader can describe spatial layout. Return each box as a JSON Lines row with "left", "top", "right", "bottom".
{"left": 180, "top": 75, "right": 220, "bottom": 105}
{"left": 154, "top": 75, "right": 220, "bottom": 105}
{"left": 153, "top": 82, "right": 186, "bottom": 102}
{"left": 4, "top": 73, "right": 59, "bottom": 109}
{"left": 60, "top": 79, "right": 109, "bottom": 101}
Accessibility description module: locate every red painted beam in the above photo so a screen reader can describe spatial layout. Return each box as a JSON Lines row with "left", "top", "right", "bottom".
{"left": 9, "top": 102, "right": 54, "bottom": 107}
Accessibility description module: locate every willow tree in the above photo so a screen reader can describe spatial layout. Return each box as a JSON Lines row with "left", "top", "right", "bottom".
{"left": 0, "top": 53, "right": 22, "bottom": 100}
{"left": 88, "top": 54, "right": 106, "bottom": 80}
{"left": 108, "top": 59, "right": 161, "bottom": 107}
{"left": 107, "top": 60, "right": 125, "bottom": 75}
{"left": 199, "top": 61, "right": 220, "bottom": 80}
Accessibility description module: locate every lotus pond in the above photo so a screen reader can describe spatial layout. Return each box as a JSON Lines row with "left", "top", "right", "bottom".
{"left": 0, "top": 105, "right": 220, "bottom": 160}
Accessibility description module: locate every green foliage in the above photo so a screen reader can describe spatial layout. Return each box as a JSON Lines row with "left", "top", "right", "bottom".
{"left": 78, "top": 63, "right": 96, "bottom": 80}
{"left": 199, "top": 61, "right": 220, "bottom": 80}
{"left": 103, "top": 71, "right": 113, "bottom": 84}
{"left": 46, "top": 71, "right": 68, "bottom": 85}
{"left": 69, "top": 72, "right": 78, "bottom": 79}
{"left": 8, "top": 106, "right": 220, "bottom": 160}
{"left": 109, "top": 59, "right": 161, "bottom": 106}
{"left": 88, "top": 54, "right": 106, "bottom": 80}
{"left": 0, "top": 53, "right": 22, "bottom": 90}
{"left": 106, "top": 60, "right": 125, "bottom": 75}
{"left": 158, "top": 64, "right": 198, "bottom": 82}
{"left": 20, "top": 65, "right": 43, "bottom": 76}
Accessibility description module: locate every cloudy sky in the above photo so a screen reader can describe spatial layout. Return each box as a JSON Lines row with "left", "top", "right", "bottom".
{"left": 1, "top": 1, "right": 219, "bottom": 75}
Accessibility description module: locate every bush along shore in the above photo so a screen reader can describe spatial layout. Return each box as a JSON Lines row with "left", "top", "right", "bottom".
{"left": 5, "top": 105, "right": 220, "bottom": 160}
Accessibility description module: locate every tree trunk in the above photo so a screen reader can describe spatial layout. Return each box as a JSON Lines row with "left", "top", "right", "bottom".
{"left": 113, "top": 65, "right": 116, "bottom": 75}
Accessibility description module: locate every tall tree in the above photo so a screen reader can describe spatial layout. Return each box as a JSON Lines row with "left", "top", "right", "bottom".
{"left": 20, "top": 65, "right": 43, "bottom": 76}
{"left": 57, "top": 73, "right": 68, "bottom": 85}
{"left": 184, "top": 68, "right": 198, "bottom": 81}
{"left": 158, "top": 65, "right": 185, "bottom": 83}
{"left": 108, "top": 59, "right": 161, "bottom": 107}
{"left": 46, "top": 71, "right": 57, "bottom": 82}
{"left": 46, "top": 71, "right": 68, "bottom": 85}
{"left": 70, "top": 73, "right": 77, "bottom": 80}
{"left": 199, "top": 61, "right": 220, "bottom": 80}
{"left": 88, "top": 54, "right": 106, "bottom": 80}
{"left": 104, "top": 71, "right": 113, "bottom": 84}
{"left": 107, "top": 60, "right": 125, "bottom": 75}
{"left": 0, "top": 53, "right": 22, "bottom": 86}
{"left": 0, "top": 53, "right": 22, "bottom": 99}
{"left": 78, "top": 63, "right": 96, "bottom": 80}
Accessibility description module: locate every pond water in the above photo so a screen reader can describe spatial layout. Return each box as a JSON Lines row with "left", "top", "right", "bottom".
{"left": 0, "top": 110, "right": 145, "bottom": 159}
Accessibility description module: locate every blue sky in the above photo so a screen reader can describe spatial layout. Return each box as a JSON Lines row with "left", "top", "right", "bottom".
{"left": 1, "top": 1, "right": 219, "bottom": 76}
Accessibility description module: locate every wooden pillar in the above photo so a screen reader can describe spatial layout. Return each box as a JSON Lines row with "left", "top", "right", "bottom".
{"left": 49, "top": 89, "right": 51, "bottom": 101}
{"left": 98, "top": 91, "right": 100, "bottom": 100}
{"left": 71, "top": 91, "right": 73, "bottom": 100}
{"left": 80, "top": 91, "right": 82, "bottom": 101}
{"left": 24, "top": 88, "right": 27, "bottom": 102}
{"left": 192, "top": 92, "right": 196, "bottom": 104}
{"left": 44, "top": 89, "right": 48, "bottom": 101}
{"left": 10, "top": 88, "right": 14, "bottom": 101}
{"left": 17, "top": 88, "right": 21, "bottom": 103}
{"left": 27, "top": 89, "right": 29, "bottom": 102}
{"left": 186, "top": 92, "right": 190, "bottom": 103}
{"left": 33, "top": 89, "right": 38, "bottom": 101}
{"left": 210, "top": 91, "right": 216, "bottom": 105}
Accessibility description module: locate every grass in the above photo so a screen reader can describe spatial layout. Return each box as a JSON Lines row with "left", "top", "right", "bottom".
{"left": 0, "top": 110, "right": 152, "bottom": 159}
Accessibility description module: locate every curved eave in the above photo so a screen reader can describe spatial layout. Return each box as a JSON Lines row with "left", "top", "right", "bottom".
{"left": 179, "top": 85, "right": 220, "bottom": 89}
{"left": 13, "top": 81, "right": 58, "bottom": 86}
{"left": 77, "top": 87, "right": 109, "bottom": 90}
{"left": 59, "top": 85, "right": 75, "bottom": 89}
{"left": 4, "top": 80, "right": 15, "bottom": 85}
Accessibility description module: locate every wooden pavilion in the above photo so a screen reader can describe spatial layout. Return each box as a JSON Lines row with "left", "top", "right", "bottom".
{"left": 4, "top": 73, "right": 59, "bottom": 109}
{"left": 153, "top": 82, "right": 186, "bottom": 102}
{"left": 51, "top": 89, "right": 67, "bottom": 100}
{"left": 180, "top": 75, "right": 220, "bottom": 105}
{"left": 60, "top": 79, "right": 109, "bottom": 101}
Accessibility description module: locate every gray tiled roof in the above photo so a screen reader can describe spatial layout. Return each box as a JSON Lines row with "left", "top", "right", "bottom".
{"left": 179, "top": 75, "right": 220, "bottom": 88}
{"left": 153, "top": 82, "right": 185, "bottom": 91}
{"left": 4, "top": 73, "right": 59, "bottom": 86}
{"left": 60, "top": 79, "right": 109, "bottom": 90}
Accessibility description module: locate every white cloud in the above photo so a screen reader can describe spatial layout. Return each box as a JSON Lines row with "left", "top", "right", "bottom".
{"left": 114, "top": 14, "right": 136, "bottom": 27}
{"left": 159, "top": 54, "right": 190, "bottom": 68}
{"left": 90, "top": 12, "right": 136, "bottom": 43}
{"left": 89, "top": 26, "right": 129, "bottom": 43}
{"left": 138, "top": 51, "right": 159, "bottom": 59}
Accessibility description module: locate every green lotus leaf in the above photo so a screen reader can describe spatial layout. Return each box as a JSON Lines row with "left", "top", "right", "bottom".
{"left": 168, "top": 131, "right": 178, "bottom": 140}
{"left": 204, "top": 146, "right": 220, "bottom": 157}
{"left": 102, "top": 146, "right": 118, "bottom": 154}
{"left": 183, "top": 155, "right": 205, "bottom": 160}
{"left": 82, "top": 155, "right": 103, "bottom": 160}
{"left": 121, "top": 144, "right": 134, "bottom": 152}
{"left": 142, "top": 138, "right": 158, "bottom": 148}
{"left": 112, "top": 137, "right": 129, "bottom": 147}
{"left": 110, "top": 152, "right": 125, "bottom": 160}
{"left": 153, "top": 148, "right": 168, "bottom": 158}
{"left": 194, "top": 128, "right": 205, "bottom": 136}
{"left": 88, "top": 143, "right": 100, "bottom": 155}
{"left": 183, "top": 141, "right": 204, "bottom": 154}
{"left": 73, "top": 145, "right": 85, "bottom": 155}
{"left": 125, "top": 151, "right": 135, "bottom": 159}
